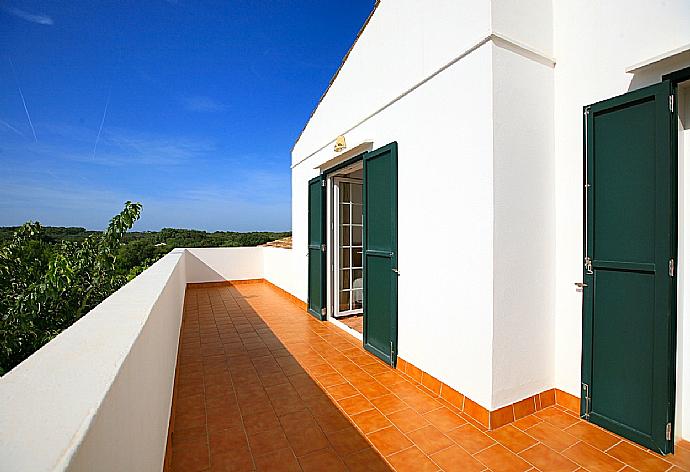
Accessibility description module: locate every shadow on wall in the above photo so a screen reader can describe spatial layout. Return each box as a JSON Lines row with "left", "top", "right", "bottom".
{"left": 165, "top": 284, "right": 392, "bottom": 471}
{"left": 185, "top": 250, "right": 232, "bottom": 284}
{"left": 627, "top": 50, "right": 690, "bottom": 91}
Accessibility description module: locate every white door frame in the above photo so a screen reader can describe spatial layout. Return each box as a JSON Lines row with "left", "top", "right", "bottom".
{"left": 324, "top": 168, "right": 365, "bottom": 341}
{"left": 332, "top": 176, "right": 364, "bottom": 318}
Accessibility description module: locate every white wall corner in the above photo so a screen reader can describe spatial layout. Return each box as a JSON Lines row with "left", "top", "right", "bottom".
{"left": 489, "top": 40, "right": 557, "bottom": 409}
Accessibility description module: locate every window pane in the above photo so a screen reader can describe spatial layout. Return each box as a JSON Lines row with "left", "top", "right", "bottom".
{"left": 352, "top": 289, "right": 363, "bottom": 309}
{"left": 353, "top": 269, "right": 363, "bottom": 286}
{"left": 339, "top": 291, "right": 350, "bottom": 311}
{"left": 340, "top": 248, "right": 350, "bottom": 268}
{"left": 351, "top": 183, "right": 362, "bottom": 203}
{"left": 341, "top": 182, "right": 350, "bottom": 201}
{"left": 341, "top": 226, "right": 350, "bottom": 246}
{"left": 340, "top": 203, "right": 350, "bottom": 224}
{"left": 341, "top": 269, "right": 351, "bottom": 289}
{"left": 352, "top": 226, "right": 362, "bottom": 245}
{"left": 352, "top": 204, "right": 362, "bottom": 224}
{"left": 353, "top": 249, "right": 363, "bottom": 267}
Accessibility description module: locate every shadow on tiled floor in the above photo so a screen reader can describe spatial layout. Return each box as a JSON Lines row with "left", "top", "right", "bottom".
{"left": 166, "top": 284, "right": 690, "bottom": 472}
{"left": 166, "top": 284, "right": 391, "bottom": 472}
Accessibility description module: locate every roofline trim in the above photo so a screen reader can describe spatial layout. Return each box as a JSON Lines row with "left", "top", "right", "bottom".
{"left": 291, "top": 34, "right": 493, "bottom": 169}
{"left": 290, "top": 1, "right": 380, "bottom": 153}
{"left": 291, "top": 31, "right": 555, "bottom": 169}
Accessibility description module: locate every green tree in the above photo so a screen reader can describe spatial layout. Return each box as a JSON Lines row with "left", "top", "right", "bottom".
{"left": 0, "top": 202, "right": 142, "bottom": 375}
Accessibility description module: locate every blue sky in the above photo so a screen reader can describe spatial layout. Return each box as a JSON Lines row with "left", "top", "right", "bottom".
{"left": 0, "top": 1, "right": 373, "bottom": 231}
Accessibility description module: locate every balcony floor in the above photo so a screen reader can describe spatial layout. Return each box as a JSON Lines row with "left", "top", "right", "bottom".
{"left": 166, "top": 283, "right": 690, "bottom": 472}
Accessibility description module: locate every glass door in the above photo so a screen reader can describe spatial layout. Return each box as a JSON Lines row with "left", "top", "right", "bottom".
{"left": 334, "top": 178, "right": 364, "bottom": 317}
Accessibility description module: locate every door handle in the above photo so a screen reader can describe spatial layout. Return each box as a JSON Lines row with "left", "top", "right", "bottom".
{"left": 392, "top": 268, "right": 400, "bottom": 276}
{"left": 574, "top": 282, "right": 587, "bottom": 292}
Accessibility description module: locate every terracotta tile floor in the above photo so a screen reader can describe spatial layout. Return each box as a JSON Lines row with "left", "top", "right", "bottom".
{"left": 166, "top": 284, "right": 690, "bottom": 471}
{"left": 338, "top": 314, "right": 363, "bottom": 334}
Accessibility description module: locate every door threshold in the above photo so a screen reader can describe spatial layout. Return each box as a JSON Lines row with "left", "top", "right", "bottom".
{"left": 328, "top": 317, "right": 363, "bottom": 341}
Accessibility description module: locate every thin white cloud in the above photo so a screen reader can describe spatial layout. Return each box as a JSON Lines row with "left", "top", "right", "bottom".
{"left": 9, "top": 57, "right": 38, "bottom": 142}
{"left": 3, "top": 6, "right": 53, "bottom": 25}
{"left": 0, "top": 119, "right": 26, "bottom": 138}
{"left": 181, "top": 96, "right": 226, "bottom": 112}
{"left": 0, "top": 177, "right": 291, "bottom": 232}
{"left": 27, "top": 123, "right": 216, "bottom": 166}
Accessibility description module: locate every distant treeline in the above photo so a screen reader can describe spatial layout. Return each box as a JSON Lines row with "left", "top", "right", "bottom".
{"left": 0, "top": 215, "right": 290, "bottom": 375}
{"left": 0, "top": 226, "right": 290, "bottom": 270}
{"left": 0, "top": 226, "right": 290, "bottom": 247}
{"left": 0, "top": 226, "right": 290, "bottom": 288}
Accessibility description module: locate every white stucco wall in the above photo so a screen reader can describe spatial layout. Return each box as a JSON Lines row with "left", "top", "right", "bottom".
{"left": 263, "top": 246, "right": 302, "bottom": 299}
{"left": 552, "top": 0, "right": 690, "bottom": 397}
{"left": 291, "top": 0, "right": 561, "bottom": 410}
{"left": 291, "top": 0, "right": 690, "bottom": 419}
{"left": 491, "top": 0, "right": 552, "bottom": 58}
{"left": 185, "top": 247, "right": 265, "bottom": 283}
{"left": 680, "top": 85, "right": 690, "bottom": 440}
{"left": 292, "top": 0, "right": 492, "bottom": 166}
{"left": 490, "top": 42, "right": 555, "bottom": 409}
{"left": 185, "top": 246, "right": 302, "bottom": 302}
{"left": 0, "top": 249, "right": 186, "bottom": 472}
{"left": 292, "top": 8, "right": 497, "bottom": 405}
{"left": 551, "top": 0, "right": 690, "bottom": 438}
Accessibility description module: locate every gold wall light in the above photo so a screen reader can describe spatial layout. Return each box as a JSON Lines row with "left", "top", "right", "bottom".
{"left": 334, "top": 135, "right": 347, "bottom": 152}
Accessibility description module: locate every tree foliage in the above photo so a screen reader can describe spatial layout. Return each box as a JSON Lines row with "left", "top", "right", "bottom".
{"left": 0, "top": 205, "right": 290, "bottom": 376}
{"left": 0, "top": 202, "right": 142, "bottom": 375}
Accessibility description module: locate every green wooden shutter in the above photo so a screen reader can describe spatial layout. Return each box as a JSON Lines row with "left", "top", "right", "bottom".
{"left": 307, "top": 175, "right": 326, "bottom": 320}
{"left": 363, "top": 143, "right": 398, "bottom": 366}
{"left": 582, "top": 81, "right": 676, "bottom": 454}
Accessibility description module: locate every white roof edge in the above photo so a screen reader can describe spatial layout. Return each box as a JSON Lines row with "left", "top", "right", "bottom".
{"left": 626, "top": 43, "right": 690, "bottom": 73}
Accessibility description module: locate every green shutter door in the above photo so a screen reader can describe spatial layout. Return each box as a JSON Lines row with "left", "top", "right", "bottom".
{"left": 582, "top": 81, "right": 676, "bottom": 454}
{"left": 363, "top": 143, "right": 398, "bottom": 366}
{"left": 307, "top": 175, "right": 326, "bottom": 320}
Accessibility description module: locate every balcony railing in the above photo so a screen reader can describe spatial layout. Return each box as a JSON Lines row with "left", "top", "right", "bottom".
{"left": 0, "top": 246, "right": 298, "bottom": 472}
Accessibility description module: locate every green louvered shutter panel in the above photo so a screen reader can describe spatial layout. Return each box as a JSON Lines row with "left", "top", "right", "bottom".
{"left": 307, "top": 175, "right": 326, "bottom": 320}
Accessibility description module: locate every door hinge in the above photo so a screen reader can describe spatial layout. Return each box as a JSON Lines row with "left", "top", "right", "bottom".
{"left": 390, "top": 341, "right": 395, "bottom": 367}
{"left": 669, "top": 259, "right": 675, "bottom": 277}
{"left": 321, "top": 244, "right": 326, "bottom": 253}
{"left": 582, "top": 383, "right": 591, "bottom": 419}
{"left": 321, "top": 179, "right": 326, "bottom": 187}
{"left": 666, "top": 422, "right": 673, "bottom": 441}
{"left": 670, "top": 95, "right": 675, "bottom": 113}
{"left": 321, "top": 307, "right": 326, "bottom": 316}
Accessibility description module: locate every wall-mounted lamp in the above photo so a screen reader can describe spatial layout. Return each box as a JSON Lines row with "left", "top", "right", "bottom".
{"left": 334, "top": 135, "right": 347, "bottom": 152}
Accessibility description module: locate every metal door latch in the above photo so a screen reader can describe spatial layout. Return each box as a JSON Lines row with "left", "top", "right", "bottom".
{"left": 574, "top": 282, "right": 588, "bottom": 292}
{"left": 392, "top": 268, "right": 400, "bottom": 276}
{"left": 584, "top": 257, "right": 593, "bottom": 275}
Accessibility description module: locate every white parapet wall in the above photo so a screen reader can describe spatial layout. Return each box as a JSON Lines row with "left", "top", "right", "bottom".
{"left": 263, "top": 246, "right": 303, "bottom": 301}
{"left": 0, "top": 245, "right": 299, "bottom": 471}
{"left": 0, "top": 249, "right": 187, "bottom": 472}
{"left": 185, "top": 246, "right": 265, "bottom": 283}
{"left": 185, "top": 246, "right": 302, "bottom": 301}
